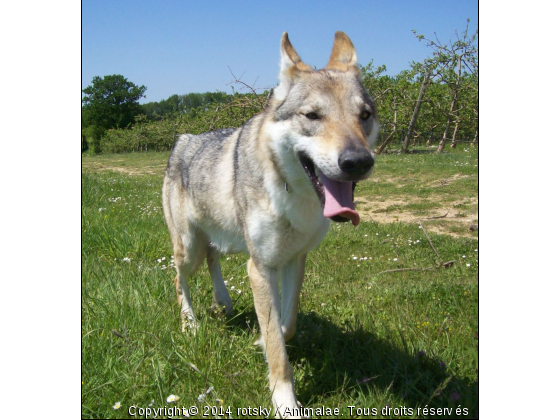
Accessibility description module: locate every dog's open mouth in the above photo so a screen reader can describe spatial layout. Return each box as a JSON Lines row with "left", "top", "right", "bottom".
{"left": 298, "top": 153, "right": 360, "bottom": 226}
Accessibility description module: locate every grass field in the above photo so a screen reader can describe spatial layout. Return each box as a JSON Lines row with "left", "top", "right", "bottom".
{"left": 82, "top": 146, "right": 478, "bottom": 418}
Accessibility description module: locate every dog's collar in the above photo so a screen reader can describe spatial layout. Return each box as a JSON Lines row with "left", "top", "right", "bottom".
{"left": 268, "top": 152, "right": 291, "bottom": 193}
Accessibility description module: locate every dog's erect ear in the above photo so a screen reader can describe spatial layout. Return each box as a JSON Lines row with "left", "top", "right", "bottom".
{"left": 325, "top": 31, "right": 358, "bottom": 72}
{"left": 274, "top": 32, "right": 312, "bottom": 101}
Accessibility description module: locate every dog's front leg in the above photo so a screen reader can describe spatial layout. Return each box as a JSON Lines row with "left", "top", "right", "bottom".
{"left": 280, "top": 254, "right": 306, "bottom": 342}
{"left": 247, "top": 258, "right": 300, "bottom": 419}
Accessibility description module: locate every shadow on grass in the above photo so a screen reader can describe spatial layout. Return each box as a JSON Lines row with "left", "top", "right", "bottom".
{"left": 227, "top": 310, "right": 478, "bottom": 417}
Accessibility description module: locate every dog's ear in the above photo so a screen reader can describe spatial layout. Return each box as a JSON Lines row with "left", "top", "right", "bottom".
{"left": 325, "top": 31, "right": 358, "bottom": 72}
{"left": 274, "top": 32, "right": 311, "bottom": 101}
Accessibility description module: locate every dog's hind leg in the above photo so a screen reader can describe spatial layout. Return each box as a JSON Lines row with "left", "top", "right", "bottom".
{"left": 280, "top": 254, "right": 306, "bottom": 342}
{"left": 248, "top": 258, "right": 299, "bottom": 417}
{"left": 171, "top": 227, "right": 207, "bottom": 332}
{"left": 163, "top": 177, "right": 207, "bottom": 332}
{"left": 207, "top": 248, "right": 233, "bottom": 316}
{"left": 164, "top": 207, "right": 206, "bottom": 331}
{"left": 173, "top": 228, "right": 208, "bottom": 332}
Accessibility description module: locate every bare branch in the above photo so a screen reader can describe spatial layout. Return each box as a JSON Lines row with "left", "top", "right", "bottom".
{"left": 374, "top": 260, "right": 456, "bottom": 277}
{"left": 417, "top": 221, "right": 442, "bottom": 262}
{"left": 422, "top": 211, "right": 449, "bottom": 219}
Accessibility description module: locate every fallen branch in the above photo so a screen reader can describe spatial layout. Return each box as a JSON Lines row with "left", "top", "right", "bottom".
{"left": 418, "top": 221, "right": 442, "bottom": 262}
{"left": 372, "top": 220, "right": 457, "bottom": 277}
{"left": 374, "top": 260, "right": 455, "bottom": 276}
{"left": 422, "top": 211, "right": 449, "bottom": 220}
{"left": 375, "top": 266, "right": 436, "bottom": 275}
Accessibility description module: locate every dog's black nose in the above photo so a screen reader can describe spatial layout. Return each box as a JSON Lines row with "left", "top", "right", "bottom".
{"left": 338, "top": 148, "right": 374, "bottom": 177}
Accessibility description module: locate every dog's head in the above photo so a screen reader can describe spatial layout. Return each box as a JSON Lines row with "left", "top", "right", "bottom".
{"left": 267, "top": 32, "right": 378, "bottom": 226}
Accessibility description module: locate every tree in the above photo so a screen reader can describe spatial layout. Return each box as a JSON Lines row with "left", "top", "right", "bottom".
{"left": 412, "top": 20, "right": 478, "bottom": 153}
{"left": 141, "top": 91, "right": 232, "bottom": 120}
{"left": 360, "top": 62, "right": 406, "bottom": 154}
{"left": 82, "top": 75, "right": 147, "bottom": 141}
{"left": 401, "top": 68, "right": 433, "bottom": 152}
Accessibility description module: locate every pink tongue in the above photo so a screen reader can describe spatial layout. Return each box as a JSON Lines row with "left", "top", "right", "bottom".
{"left": 318, "top": 170, "right": 360, "bottom": 226}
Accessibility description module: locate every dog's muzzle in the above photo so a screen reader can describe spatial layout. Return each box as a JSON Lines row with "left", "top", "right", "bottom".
{"left": 338, "top": 148, "right": 375, "bottom": 177}
{"left": 298, "top": 149, "right": 374, "bottom": 226}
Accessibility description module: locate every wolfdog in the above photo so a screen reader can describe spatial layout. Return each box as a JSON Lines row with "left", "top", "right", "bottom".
{"left": 162, "top": 31, "right": 378, "bottom": 417}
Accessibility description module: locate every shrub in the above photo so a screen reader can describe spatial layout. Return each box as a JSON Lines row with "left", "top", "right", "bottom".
{"left": 98, "top": 92, "right": 267, "bottom": 154}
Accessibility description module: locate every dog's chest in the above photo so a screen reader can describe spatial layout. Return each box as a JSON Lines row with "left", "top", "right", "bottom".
{"left": 246, "top": 205, "right": 329, "bottom": 266}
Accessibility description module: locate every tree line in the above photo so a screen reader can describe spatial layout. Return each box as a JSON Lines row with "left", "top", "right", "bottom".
{"left": 82, "top": 21, "right": 477, "bottom": 154}
{"left": 141, "top": 92, "right": 232, "bottom": 120}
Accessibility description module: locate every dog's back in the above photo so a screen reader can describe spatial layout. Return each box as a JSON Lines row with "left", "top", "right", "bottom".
{"left": 165, "top": 127, "right": 237, "bottom": 202}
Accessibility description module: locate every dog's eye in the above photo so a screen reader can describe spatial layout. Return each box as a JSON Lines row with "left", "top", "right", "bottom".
{"left": 360, "top": 110, "right": 371, "bottom": 120}
{"left": 305, "top": 112, "right": 320, "bottom": 120}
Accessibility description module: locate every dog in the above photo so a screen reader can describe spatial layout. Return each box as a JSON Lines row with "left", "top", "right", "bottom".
{"left": 162, "top": 31, "right": 378, "bottom": 418}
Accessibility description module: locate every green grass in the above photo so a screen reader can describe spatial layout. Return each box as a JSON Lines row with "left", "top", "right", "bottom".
{"left": 82, "top": 147, "right": 478, "bottom": 418}
{"left": 354, "top": 146, "right": 478, "bottom": 237}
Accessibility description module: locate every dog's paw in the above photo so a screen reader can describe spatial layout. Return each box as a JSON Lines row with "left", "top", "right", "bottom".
{"left": 210, "top": 303, "right": 234, "bottom": 318}
{"left": 181, "top": 320, "right": 199, "bottom": 334}
{"left": 180, "top": 311, "right": 198, "bottom": 333}
{"left": 276, "top": 401, "right": 305, "bottom": 419}
{"left": 272, "top": 384, "right": 300, "bottom": 419}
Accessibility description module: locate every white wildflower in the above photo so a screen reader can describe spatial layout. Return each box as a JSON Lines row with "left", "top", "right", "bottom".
{"left": 167, "top": 394, "right": 180, "bottom": 403}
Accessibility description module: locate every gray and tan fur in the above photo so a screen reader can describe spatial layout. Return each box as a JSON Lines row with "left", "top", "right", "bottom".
{"left": 162, "top": 32, "right": 378, "bottom": 418}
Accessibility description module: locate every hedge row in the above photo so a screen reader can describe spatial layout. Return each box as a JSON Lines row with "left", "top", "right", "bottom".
{"left": 97, "top": 95, "right": 266, "bottom": 154}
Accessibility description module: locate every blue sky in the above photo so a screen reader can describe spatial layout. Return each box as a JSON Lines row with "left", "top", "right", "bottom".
{"left": 82, "top": 0, "right": 478, "bottom": 104}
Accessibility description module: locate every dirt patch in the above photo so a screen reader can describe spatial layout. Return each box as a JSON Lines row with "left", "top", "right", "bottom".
{"left": 427, "top": 173, "right": 474, "bottom": 188}
{"left": 81, "top": 162, "right": 166, "bottom": 176}
{"left": 356, "top": 195, "right": 478, "bottom": 238}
